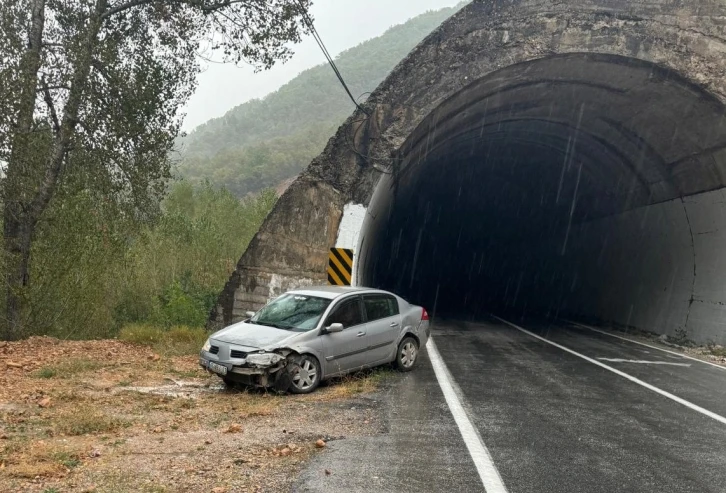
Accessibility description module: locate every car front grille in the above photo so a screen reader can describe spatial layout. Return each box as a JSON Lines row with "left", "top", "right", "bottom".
{"left": 209, "top": 345, "right": 220, "bottom": 355}
{"left": 230, "top": 350, "right": 247, "bottom": 359}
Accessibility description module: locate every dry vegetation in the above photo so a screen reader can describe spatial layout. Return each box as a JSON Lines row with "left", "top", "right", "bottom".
{"left": 0, "top": 336, "right": 394, "bottom": 492}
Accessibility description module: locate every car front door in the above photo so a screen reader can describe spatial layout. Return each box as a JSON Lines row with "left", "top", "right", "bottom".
{"left": 362, "top": 294, "right": 402, "bottom": 363}
{"left": 320, "top": 296, "right": 368, "bottom": 376}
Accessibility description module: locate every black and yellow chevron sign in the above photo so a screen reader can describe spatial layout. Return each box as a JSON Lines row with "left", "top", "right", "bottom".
{"left": 327, "top": 248, "right": 354, "bottom": 286}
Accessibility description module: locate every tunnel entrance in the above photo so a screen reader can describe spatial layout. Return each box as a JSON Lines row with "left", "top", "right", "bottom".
{"left": 359, "top": 53, "right": 726, "bottom": 339}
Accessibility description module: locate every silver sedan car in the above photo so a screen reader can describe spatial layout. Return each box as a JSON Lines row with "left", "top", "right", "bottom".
{"left": 199, "top": 286, "right": 430, "bottom": 394}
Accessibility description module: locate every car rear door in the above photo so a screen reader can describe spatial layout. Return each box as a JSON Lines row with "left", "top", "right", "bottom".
{"left": 320, "top": 295, "right": 368, "bottom": 376}
{"left": 362, "top": 293, "right": 401, "bottom": 364}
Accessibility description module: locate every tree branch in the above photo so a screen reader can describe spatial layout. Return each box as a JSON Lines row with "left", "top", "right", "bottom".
{"left": 36, "top": 84, "right": 71, "bottom": 92}
{"left": 28, "top": 0, "right": 108, "bottom": 227}
{"left": 101, "top": 0, "right": 250, "bottom": 19}
{"left": 101, "top": 0, "right": 154, "bottom": 19}
{"left": 40, "top": 77, "right": 61, "bottom": 135}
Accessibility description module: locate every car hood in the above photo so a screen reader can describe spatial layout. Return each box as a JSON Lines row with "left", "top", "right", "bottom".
{"left": 210, "top": 321, "right": 297, "bottom": 349}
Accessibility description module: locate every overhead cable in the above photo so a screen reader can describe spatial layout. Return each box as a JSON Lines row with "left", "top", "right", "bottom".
{"left": 294, "top": 0, "right": 369, "bottom": 116}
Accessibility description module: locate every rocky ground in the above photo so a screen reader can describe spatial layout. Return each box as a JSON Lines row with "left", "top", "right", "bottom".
{"left": 0, "top": 337, "right": 393, "bottom": 493}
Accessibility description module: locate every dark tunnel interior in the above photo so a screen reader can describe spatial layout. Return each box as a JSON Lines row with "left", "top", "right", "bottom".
{"left": 358, "top": 53, "right": 726, "bottom": 334}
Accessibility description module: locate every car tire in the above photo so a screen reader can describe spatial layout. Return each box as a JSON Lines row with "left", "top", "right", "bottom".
{"left": 287, "top": 354, "right": 321, "bottom": 394}
{"left": 394, "top": 336, "right": 419, "bottom": 372}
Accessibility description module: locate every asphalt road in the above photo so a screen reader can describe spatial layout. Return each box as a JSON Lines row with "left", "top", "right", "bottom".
{"left": 296, "top": 317, "right": 726, "bottom": 492}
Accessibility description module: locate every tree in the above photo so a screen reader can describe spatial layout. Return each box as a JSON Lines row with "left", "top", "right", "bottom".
{"left": 0, "top": 0, "right": 312, "bottom": 339}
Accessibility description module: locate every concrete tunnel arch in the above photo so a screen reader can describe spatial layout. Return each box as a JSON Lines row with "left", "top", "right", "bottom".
{"left": 211, "top": 0, "right": 726, "bottom": 344}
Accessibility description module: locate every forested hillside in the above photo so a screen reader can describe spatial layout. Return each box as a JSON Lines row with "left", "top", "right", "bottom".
{"left": 178, "top": 3, "right": 465, "bottom": 197}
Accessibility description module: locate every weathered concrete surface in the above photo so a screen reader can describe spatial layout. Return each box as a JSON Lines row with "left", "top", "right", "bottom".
{"left": 211, "top": 177, "right": 344, "bottom": 324}
{"left": 212, "top": 0, "right": 726, "bottom": 343}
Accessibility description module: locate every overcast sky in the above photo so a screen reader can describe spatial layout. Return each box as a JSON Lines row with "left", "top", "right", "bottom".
{"left": 182, "top": 0, "right": 462, "bottom": 131}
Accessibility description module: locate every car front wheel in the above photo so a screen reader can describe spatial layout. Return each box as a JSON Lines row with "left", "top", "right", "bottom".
{"left": 395, "top": 336, "right": 419, "bottom": 371}
{"left": 288, "top": 354, "right": 321, "bottom": 394}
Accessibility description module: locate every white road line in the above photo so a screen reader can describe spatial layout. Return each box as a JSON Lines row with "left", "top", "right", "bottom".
{"left": 597, "top": 358, "right": 691, "bottom": 367}
{"left": 426, "top": 338, "right": 509, "bottom": 493}
{"left": 492, "top": 316, "right": 726, "bottom": 426}
{"left": 566, "top": 320, "right": 726, "bottom": 371}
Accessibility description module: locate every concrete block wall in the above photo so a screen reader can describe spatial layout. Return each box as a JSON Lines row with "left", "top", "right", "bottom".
{"left": 550, "top": 188, "right": 726, "bottom": 344}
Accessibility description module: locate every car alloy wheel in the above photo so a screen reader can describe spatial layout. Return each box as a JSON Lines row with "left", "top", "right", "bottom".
{"left": 395, "top": 336, "right": 419, "bottom": 372}
{"left": 289, "top": 355, "right": 321, "bottom": 394}
{"left": 401, "top": 341, "right": 417, "bottom": 368}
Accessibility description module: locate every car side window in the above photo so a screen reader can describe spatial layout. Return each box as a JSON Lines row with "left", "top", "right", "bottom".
{"left": 363, "top": 294, "right": 399, "bottom": 322}
{"left": 325, "top": 297, "right": 364, "bottom": 328}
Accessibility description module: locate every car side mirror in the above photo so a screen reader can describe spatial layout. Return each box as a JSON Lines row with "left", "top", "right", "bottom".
{"left": 325, "top": 323, "right": 344, "bottom": 333}
{"left": 245, "top": 311, "right": 255, "bottom": 319}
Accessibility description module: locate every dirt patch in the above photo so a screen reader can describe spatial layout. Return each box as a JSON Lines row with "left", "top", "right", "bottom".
{"left": 0, "top": 337, "right": 394, "bottom": 492}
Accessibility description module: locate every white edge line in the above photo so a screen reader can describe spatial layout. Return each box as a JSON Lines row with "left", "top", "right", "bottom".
{"left": 566, "top": 320, "right": 726, "bottom": 371}
{"left": 596, "top": 358, "right": 691, "bottom": 367}
{"left": 426, "top": 338, "right": 509, "bottom": 493}
{"left": 492, "top": 316, "right": 726, "bottom": 426}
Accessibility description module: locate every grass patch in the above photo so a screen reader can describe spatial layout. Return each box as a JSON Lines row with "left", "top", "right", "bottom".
{"left": 709, "top": 346, "right": 726, "bottom": 357}
{"left": 119, "top": 324, "right": 208, "bottom": 356}
{"left": 1, "top": 441, "right": 84, "bottom": 479}
{"left": 33, "top": 359, "right": 106, "bottom": 379}
{"left": 51, "top": 450, "right": 81, "bottom": 469}
{"left": 320, "top": 367, "right": 395, "bottom": 399}
{"left": 55, "top": 409, "right": 128, "bottom": 436}
{"left": 35, "top": 367, "right": 57, "bottom": 379}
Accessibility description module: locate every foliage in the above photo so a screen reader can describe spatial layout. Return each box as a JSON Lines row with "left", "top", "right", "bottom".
{"left": 180, "top": 123, "right": 334, "bottom": 197}
{"left": 0, "top": 0, "right": 311, "bottom": 339}
{"left": 22, "top": 170, "right": 139, "bottom": 339}
{"left": 113, "top": 181, "right": 276, "bottom": 331}
{"left": 178, "top": 3, "right": 467, "bottom": 195}
{"left": 13, "top": 180, "right": 275, "bottom": 339}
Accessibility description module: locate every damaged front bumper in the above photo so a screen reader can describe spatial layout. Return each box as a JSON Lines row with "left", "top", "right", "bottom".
{"left": 199, "top": 348, "right": 290, "bottom": 388}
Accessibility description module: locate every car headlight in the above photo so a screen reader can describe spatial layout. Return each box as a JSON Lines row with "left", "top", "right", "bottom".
{"left": 245, "top": 352, "right": 284, "bottom": 366}
{"left": 201, "top": 339, "right": 211, "bottom": 352}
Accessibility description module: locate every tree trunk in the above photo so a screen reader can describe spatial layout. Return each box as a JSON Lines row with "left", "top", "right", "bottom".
{"left": 2, "top": 0, "right": 107, "bottom": 339}
{"left": 3, "top": 207, "right": 35, "bottom": 340}
{"left": 2, "top": 0, "right": 46, "bottom": 340}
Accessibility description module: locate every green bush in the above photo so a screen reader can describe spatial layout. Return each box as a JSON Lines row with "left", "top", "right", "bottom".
{"left": 158, "top": 282, "right": 207, "bottom": 328}
{"left": 112, "top": 182, "right": 276, "bottom": 332}
{"left": 1, "top": 179, "right": 276, "bottom": 339}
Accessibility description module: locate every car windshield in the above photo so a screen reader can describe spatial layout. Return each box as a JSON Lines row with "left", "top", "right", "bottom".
{"left": 250, "top": 293, "right": 331, "bottom": 331}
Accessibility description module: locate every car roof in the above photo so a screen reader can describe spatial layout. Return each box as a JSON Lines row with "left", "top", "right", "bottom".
{"left": 288, "top": 285, "right": 385, "bottom": 300}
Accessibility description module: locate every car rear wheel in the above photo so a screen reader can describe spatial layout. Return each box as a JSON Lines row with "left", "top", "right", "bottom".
{"left": 288, "top": 354, "right": 321, "bottom": 394}
{"left": 395, "top": 336, "right": 419, "bottom": 372}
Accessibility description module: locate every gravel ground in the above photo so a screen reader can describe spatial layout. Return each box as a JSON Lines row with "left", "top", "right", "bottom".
{"left": 0, "top": 337, "right": 394, "bottom": 493}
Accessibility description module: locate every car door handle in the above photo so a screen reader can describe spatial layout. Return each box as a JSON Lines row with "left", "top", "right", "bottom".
{"left": 390, "top": 322, "right": 399, "bottom": 327}
{"left": 357, "top": 331, "right": 366, "bottom": 337}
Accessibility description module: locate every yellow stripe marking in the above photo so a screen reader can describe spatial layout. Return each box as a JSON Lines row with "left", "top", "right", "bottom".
{"left": 337, "top": 248, "right": 354, "bottom": 267}
{"left": 327, "top": 266, "right": 344, "bottom": 286}
{"left": 329, "top": 253, "right": 352, "bottom": 284}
